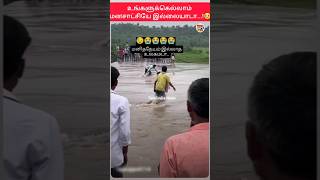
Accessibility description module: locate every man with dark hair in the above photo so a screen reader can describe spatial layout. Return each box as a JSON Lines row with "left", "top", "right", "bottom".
{"left": 246, "top": 52, "right": 316, "bottom": 180}
{"left": 110, "top": 66, "right": 131, "bottom": 177}
{"left": 4, "top": 15, "right": 31, "bottom": 90}
{"left": 159, "top": 78, "right": 209, "bottom": 177}
{"left": 3, "top": 15, "right": 64, "bottom": 179}
{"left": 111, "top": 66, "right": 120, "bottom": 88}
{"left": 154, "top": 66, "right": 176, "bottom": 99}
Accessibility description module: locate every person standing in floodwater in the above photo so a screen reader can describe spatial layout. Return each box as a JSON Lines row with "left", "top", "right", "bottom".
{"left": 144, "top": 64, "right": 158, "bottom": 76}
{"left": 111, "top": 66, "right": 131, "bottom": 177}
{"left": 154, "top": 66, "right": 176, "bottom": 100}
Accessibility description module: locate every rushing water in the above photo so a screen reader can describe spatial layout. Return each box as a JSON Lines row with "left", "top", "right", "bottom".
{"left": 113, "top": 62, "right": 209, "bottom": 177}
{"left": 4, "top": 1, "right": 317, "bottom": 179}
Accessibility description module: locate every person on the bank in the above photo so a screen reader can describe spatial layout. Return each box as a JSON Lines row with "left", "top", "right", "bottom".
{"left": 111, "top": 66, "right": 131, "bottom": 177}
{"left": 159, "top": 78, "right": 209, "bottom": 177}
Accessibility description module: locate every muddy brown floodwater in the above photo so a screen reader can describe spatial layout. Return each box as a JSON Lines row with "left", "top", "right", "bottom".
{"left": 4, "top": 1, "right": 317, "bottom": 180}
{"left": 112, "top": 62, "right": 209, "bottom": 177}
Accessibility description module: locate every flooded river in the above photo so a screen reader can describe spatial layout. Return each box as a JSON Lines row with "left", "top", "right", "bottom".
{"left": 4, "top": 1, "right": 317, "bottom": 180}
{"left": 113, "top": 62, "right": 209, "bottom": 177}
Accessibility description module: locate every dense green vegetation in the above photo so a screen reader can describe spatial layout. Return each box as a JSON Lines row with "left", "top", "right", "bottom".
{"left": 111, "top": 23, "right": 209, "bottom": 63}
{"left": 175, "top": 47, "right": 209, "bottom": 64}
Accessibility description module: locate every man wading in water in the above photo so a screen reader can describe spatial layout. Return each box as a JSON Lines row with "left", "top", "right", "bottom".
{"left": 153, "top": 66, "right": 176, "bottom": 103}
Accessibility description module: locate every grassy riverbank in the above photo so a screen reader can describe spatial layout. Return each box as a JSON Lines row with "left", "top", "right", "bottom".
{"left": 175, "top": 47, "right": 209, "bottom": 64}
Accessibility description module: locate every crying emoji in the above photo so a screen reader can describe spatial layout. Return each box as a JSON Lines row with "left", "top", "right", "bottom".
{"left": 168, "top": 37, "right": 175, "bottom": 45}
{"left": 160, "top": 37, "right": 167, "bottom": 45}
{"left": 144, "top": 37, "right": 152, "bottom": 45}
{"left": 152, "top": 37, "right": 159, "bottom": 45}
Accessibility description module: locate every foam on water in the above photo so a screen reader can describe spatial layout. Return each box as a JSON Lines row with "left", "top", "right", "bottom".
{"left": 135, "top": 101, "right": 167, "bottom": 109}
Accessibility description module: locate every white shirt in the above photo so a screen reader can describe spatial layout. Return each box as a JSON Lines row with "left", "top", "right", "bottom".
{"left": 110, "top": 90, "right": 131, "bottom": 168}
{"left": 3, "top": 89, "right": 64, "bottom": 180}
{"left": 145, "top": 65, "right": 158, "bottom": 74}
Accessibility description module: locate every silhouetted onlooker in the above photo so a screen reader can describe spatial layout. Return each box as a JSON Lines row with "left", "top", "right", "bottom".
{"left": 246, "top": 52, "right": 316, "bottom": 180}
{"left": 3, "top": 15, "right": 64, "bottom": 180}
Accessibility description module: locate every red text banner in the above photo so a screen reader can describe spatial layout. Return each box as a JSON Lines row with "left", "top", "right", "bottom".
{"left": 110, "top": 2, "right": 210, "bottom": 21}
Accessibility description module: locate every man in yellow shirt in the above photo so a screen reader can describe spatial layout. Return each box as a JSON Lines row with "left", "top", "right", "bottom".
{"left": 154, "top": 66, "right": 176, "bottom": 98}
